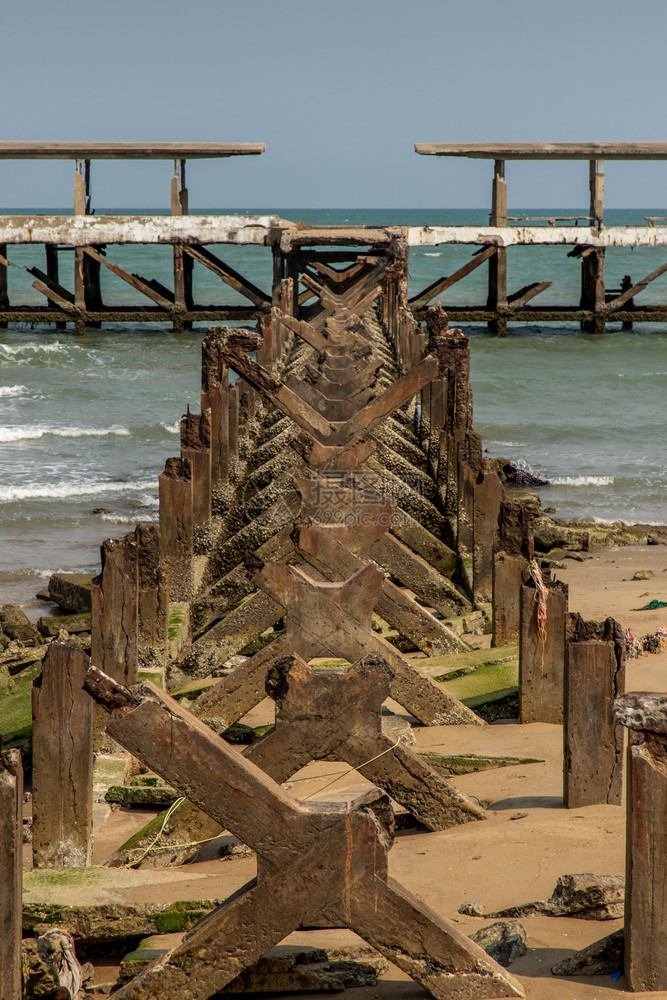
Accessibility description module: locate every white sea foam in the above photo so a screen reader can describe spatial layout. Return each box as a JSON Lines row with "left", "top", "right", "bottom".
{"left": 550, "top": 476, "right": 614, "bottom": 487}
{"left": 0, "top": 341, "right": 66, "bottom": 359}
{"left": 160, "top": 421, "right": 180, "bottom": 434}
{"left": 424, "top": 252, "right": 442, "bottom": 257}
{"left": 487, "top": 440, "right": 528, "bottom": 448}
{"left": 0, "top": 425, "right": 131, "bottom": 443}
{"left": 0, "top": 479, "right": 157, "bottom": 502}
{"left": 0, "top": 385, "right": 28, "bottom": 397}
{"left": 99, "top": 513, "right": 140, "bottom": 524}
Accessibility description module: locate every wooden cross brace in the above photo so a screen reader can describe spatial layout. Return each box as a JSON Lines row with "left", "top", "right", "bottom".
{"left": 195, "top": 551, "right": 480, "bottom": 731}
{"left": 214, "top": 331, "right": 438, "bottom": 448}
{"left": 85, "top": 669, "right": 523, "bottom": 1000}
{"left": 245, "top": 651, "right": 485, "bottom": 829}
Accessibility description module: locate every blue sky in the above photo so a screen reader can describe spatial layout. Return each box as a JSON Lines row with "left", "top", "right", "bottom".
{"left": 4, "top": 0, "right": 667, "bottom": 208}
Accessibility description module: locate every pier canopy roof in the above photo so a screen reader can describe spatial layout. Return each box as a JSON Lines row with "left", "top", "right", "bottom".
{"left": 0, "top": 142, "right": 265, "bottom": 159}
{"left": 415, "top": 142, "right": 667, "bottom": 160}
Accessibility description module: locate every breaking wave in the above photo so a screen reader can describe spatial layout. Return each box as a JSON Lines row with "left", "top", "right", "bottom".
{"left": 0, "top": 425, "right": 131, "bottom": 443}
{"left": 550, "top": 476, "right": 614, "bottom": 487}
{"left": 0, "top": 479, "right": 157, "bottom": 502}
{"left": 0, "top": 385, "right": 28, "bottom": 397}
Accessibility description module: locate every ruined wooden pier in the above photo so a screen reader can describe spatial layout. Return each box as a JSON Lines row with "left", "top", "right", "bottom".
{"left": 3, "top": 140, "right": 667, "bottom": 335}
{"left": 5, "top": 140, "right": 667, "bottom": 1000}
{"left": 414, "top": 141, "right": 667, "bottom": 334}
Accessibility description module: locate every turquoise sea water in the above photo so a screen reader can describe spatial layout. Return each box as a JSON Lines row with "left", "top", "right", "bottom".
{"left": 1, "top": 207, "right": 666, "bottom": 610}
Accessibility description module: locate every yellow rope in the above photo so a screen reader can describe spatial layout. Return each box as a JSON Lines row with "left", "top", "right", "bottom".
{"left": 122, "top": 739, "right": 403, "bottom": 864}
{"left": 122, "top": 795, "right": 186, "bottom": 868}
{"left": 303, "top": 738, "right": 402, "bottom": 800}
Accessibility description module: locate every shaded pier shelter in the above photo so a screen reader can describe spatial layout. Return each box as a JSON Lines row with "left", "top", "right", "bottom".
{"left": 414, "top": 142, "right": 667, "bottom": 334}
{"left": 0, "top": 142, "right": 268, "bottom": 334}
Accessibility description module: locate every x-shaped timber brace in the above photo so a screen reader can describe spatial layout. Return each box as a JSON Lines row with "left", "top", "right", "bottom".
{"left": 194, "top": 519, "right": 480, "bottom": 734}
{"left": 85, "top": 668, "right": 523, "bottom": 1000}
{"left": 244, "top": 650, "right": 485, "bottom": 829}
{"left": 189, "top": 485, "right": 469, "bottom": 684}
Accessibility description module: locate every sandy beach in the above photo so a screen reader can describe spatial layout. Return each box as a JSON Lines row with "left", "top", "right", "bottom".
{"left": 57, "top": 541, "right": 666, "bottom": 998}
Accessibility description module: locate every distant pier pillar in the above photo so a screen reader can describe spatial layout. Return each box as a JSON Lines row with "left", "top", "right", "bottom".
{"left": 73, "top": 158, "right": 102, "bottom": 334}
{"left": 487, "top": 159, "right": 508, "bottom": 336}
{"left": 0, "top": 242, "right": 8, "bottom": 329}
{"left": 172, "top": 158, "right": 193, "bottom": 334}
{"left": 581, "top": 159, "right": 606, "bottom": 334}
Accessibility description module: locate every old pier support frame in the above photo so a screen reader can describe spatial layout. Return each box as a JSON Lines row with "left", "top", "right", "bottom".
{"left": 0, "top": 142, "right": 269, "bottom": 333}
{"left": 412, "top": 141, "right": 667, "bottom": 333}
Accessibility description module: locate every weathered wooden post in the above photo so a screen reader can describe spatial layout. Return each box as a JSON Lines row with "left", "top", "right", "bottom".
{"left": 201, "top": 328, "right": 230, "bottom": 485}
{"left": 473, "top": 468, "right": 504, "bottom": 604}
{"left": 519, "top": 565, "right": 568, "bottom": 724}
{"left": 615, "top": 693, "right": 667, "bottom": 991}
{"left": 180, "top": 408, "right": 212, "bottom": 525}
{"left": 158, "top": 457, "right": 194, "bottom": 602}
{"left": 32, "top": 640, "right": 93, "bottom": 866}
{"left": 136, "top": 523, "right": 168, "bottom": 668}
{"left": 91, "top": 532, "right": 139, "bottom": 687}
{"left": 563, "top": 616, "right": 625, "bottom": 807}
{"left": 487, "top": 159, "right": 508, "bottom": 336}
{"left": 0, "top": 747, "right": 23, "bottom": 1000}
{"left": 492, "top": 499, "right": 533, "bottom": 647}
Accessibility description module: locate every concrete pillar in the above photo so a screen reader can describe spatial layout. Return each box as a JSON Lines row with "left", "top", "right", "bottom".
{"left": 615, "top": 693, "right": 667, "bottom": 991}
{"left": 0, "top": 748, "right": 23, "bottom": 1000}
{"left": 519, "top": 570, "right": 568, "bottom": 724}
{"left": 158, "top": 457, "right": 193, "bottom": 602}
{"left": 564, "top": 626, "right": 624, "bottom": 807}
{"left": 32, "top": 640, "right": 93, "bottom": 866}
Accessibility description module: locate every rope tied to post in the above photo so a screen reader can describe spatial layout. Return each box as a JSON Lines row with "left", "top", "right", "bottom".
{"left": 528, "top": 558, "right": 548, "bottom": 642}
